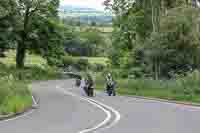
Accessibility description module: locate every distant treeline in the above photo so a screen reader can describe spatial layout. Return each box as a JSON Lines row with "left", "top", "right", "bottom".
{"left": 59, "top": 10, "right": 112, "bottom": 26}
{"left": 61, "top": 15, "right": 112, "bottom": 26}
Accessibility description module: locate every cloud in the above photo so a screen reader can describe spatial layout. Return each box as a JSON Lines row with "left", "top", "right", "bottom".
{"left": 60, "top": 0, "right": 105, "bottom": 10}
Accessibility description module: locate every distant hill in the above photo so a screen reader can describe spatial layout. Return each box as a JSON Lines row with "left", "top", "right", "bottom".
{"left": 59, "top": 5, "right": 100, "bottom": 13}
{"left": 59, "top": 5, "right": 112, "bottom": 25}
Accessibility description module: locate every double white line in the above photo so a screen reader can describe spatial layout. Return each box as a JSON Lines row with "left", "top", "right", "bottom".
{"left": 58, "top": 86, "right": 121, "bottom": 133}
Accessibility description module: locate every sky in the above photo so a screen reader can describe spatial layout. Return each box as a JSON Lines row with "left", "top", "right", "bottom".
{"left": 60, "top": 0, "right": 106, "bottom": 11}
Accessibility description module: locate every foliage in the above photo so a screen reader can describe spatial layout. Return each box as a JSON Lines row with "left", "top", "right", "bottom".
{"left": 0, "top": 50, "right": 47, "bottom": 67}
{"left": 107, "top": 0, "right": 200, "bottom": 79}
{"left": 0, "top": 74, "right": 32, "bottom": 115}
{"left": 76, "top": 58, "right": 89, "bottom": 71}
{"left": 61, "top": 56, "right": 89, "bottom": 71}
{"left": 0, "top": 0, "right": 64, "bottom": 68}
{"left": 95, "top": 70, "right": 200, "bottom": 103}
{"left": 64, "top": 27, "right": 109, "bottom": 57}
{"left": 62, "top": 55, "right": 76, "bottom": 67}
{"left": 0, "top": 52, "right": 62, "bottom": 114}
{"left": 89, "top": 63, "right": 106, "bottom": 72}
{"left": 136, "top": 7, "right": 200, "bottom": 79}
{"left": 0, "top": 0, "right": 17, "bottom": 56}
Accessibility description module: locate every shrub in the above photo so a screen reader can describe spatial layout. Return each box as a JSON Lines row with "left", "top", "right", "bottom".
{"left": 76, "top": 58, "right": 89, "bottom": 71}
{"left": 62, "top": 56, "right": 76, "bottom": 67}
{"left": 128, "top": 67, "right": 144, "bottom": 78}
{"left": 90, "top": 63, "right": 106, "bottom": 72}
{"left": 0, "top": 75, "right": 32, "bottom": 115}
{"left": 47, "top": 57, "right": 63, "bottom": 67}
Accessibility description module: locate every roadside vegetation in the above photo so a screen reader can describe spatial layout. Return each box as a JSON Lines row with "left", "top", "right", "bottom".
{"left": 60, "top": 0, "right": 200, "bottom": 104}
{"left": 0, "top": 0, "right": 63, "bottom": 115}
{"left": 0, "top": 74, "right": 32, "bottom": 115}
{"left": 95, "top": 70, "right": 200, "bottom": 103}
{"left": 0, "top": 53, "right": 61, "bottom": 115}
{"left": 90, "top": 0, "right": 200, "bottom": 104}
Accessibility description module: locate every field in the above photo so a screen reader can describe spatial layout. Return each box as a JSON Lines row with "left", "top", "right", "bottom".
{"left": 60, "top": 12, "right": 112, "bottom": 17}
{"left": 75, "top": 26, "right": 113, "bottom": 33}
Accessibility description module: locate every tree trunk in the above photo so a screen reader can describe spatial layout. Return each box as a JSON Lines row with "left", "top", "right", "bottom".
{"left": 154, "top": 59, "right": 160, "bottom": 80}
{"left": 16, "top": 41, "right": 26, "bottom": 69}
{"left": 16, "top": 6, "right": 30, "bottom": 69}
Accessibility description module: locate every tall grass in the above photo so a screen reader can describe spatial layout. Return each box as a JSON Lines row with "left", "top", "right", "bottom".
{"left": 95, "top": 70, "right": 200, "bottom": 103}
{"left": 0, "top": 75, "right": 32, "bottom": 115}
{"left": 0, "top": 53, "right": 62, "bottom": 115}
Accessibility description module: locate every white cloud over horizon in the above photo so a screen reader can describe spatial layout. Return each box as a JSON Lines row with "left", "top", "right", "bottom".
{"left": 60, "top": 0, "right": 105, "bottom": 11}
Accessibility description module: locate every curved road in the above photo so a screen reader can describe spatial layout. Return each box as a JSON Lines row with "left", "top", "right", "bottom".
{"left": 1, "top": 79, "right": 200, "bottom": 133}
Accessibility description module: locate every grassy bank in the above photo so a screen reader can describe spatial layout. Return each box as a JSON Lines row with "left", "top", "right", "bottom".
{"left": 95, "top": 71, "right": 200, "bottom": 103}
{"left": 71, "top": 56, "right": 109, "bottom": 66}
{"left": 0, "top": 51, "right": 62, "bottom": 115}
{"left": 0, "top": 77, "right": 32, "bottom": 115}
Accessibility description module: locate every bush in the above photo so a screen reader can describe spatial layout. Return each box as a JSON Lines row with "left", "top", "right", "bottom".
{"left": 76, "top": 58, "right": 89, "bottom": 71}
{"left": 47, "top": 57, "right": 63, "bottom": 67}
{"left": 102, "top": 69, "right": 119, "bottom": 79}
{"left": 62, "top": 56, "right": 76, "bottom": 67}
{"left": 0, "top": 75, "right": 32, "bottom": 115}
{"left": 90, "top": 63, "right": 106, "bottom": 72}
{"left": 128, "top": 67, "right": 144, "bottom": 78}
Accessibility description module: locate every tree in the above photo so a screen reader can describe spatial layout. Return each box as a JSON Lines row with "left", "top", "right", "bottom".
{"left": 139, "top": 7, "right": 200, "bottom": 79}
{"left": 80, "top": 28, "right": 107, "bottom": 56}
{"left": 91, "top": 21, "right": 97, "bottom": 27}
{"left": 12, "top": 0, "right": 60, "bottom": 68}
{"left": 105, "top": 0, "right": 200, "bottom": 79}
{"left": 0, "top": 0, "right": 17, "bottom": 57}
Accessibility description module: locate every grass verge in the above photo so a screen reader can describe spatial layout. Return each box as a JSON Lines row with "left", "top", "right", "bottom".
{"left": 0, "top": 52, "right": 62, "bottom": 115}
{"left": 95, "top": 71, "right": 200, "bottom": 104}
{"left": 71, "top": 56, "right": 109, "bottom": 66}
{"left": 0, "top": 76, "right": 32, "bottom": 115}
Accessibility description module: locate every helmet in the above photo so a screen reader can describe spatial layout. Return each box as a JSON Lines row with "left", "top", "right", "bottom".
{"left": 108, "top": 73, "right": 111, "bottom": 77}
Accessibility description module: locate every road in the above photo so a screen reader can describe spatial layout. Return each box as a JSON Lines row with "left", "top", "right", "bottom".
{"left": 1, "top": 79, "right": 200, "bottom": 133}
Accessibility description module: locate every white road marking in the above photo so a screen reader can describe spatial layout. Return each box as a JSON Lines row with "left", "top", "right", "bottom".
{"left": 32, "top": 96, "right": 38, "bottom": 106}
{"left": 88, "top": 98, "right": 121, "bottom": 130}
{"left": 57, "top": 86, "right": 121, "bottom": 133}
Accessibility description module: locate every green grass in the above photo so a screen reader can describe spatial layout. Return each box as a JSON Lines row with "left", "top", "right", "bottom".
{"left": 0, "top": 76, "right": 32, "bottom": 115}
{"left": 0, "top": 50, "right": 47, "bottom": 67}
{"left": 0, "top": 51, "right": 62, "bottom": 115}
{"left": 0, "top": 94, "right": 32, "bottom": 115}
{"left": 72, "top": 56, "right": 109, "bottom": 66}
{"left": 95, "top": 71, "right": 200, "bottom": 104}
{"left": 75, "top": 26, "right": 113, "bottom": 33}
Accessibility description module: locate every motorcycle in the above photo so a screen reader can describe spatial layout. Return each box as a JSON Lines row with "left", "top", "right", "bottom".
{"left": 84, "top": 82, "right": 94, "bottom": 97}
{"left": 106, "top": 80, "right": 116, "bottom": 96}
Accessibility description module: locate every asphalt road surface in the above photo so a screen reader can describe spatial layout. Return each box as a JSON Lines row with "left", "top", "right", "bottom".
{"left": 1, "top": 79, "right": 200, "bottom": 133}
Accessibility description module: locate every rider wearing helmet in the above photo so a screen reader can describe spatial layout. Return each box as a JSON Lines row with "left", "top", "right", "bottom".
{"left": 85, "top": 73, "right": 94, "bottom": 97}
{"left": 106, "top": 73, "right": 112, "bottom": 83}
{"left": 106, "top": 73, "right": 116, "bottom": 96}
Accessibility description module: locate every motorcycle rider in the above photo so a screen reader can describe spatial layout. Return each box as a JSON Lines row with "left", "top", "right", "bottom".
{"left": 85, "top": 73, "right": 94, "bottom": 97}
{"left": 106, "top": 73, "right": 116, "bottom": 96}
{"left": 80, "top": 77, "right": 86, "bottom": 95}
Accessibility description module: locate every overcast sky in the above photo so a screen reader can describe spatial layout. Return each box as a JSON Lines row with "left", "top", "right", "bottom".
{"left": 60, "top": 0, "right": 105, "bottom": 11}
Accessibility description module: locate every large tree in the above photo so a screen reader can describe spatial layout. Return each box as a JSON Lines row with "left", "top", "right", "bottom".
{"left": 12, "top": 0, "right": 60, "bottom": 68}
{"left": 0, "top": 0, "right": 17, "bottom": 56}
{"left": 105, "top": 0, "right": 200, "bottom": 79}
